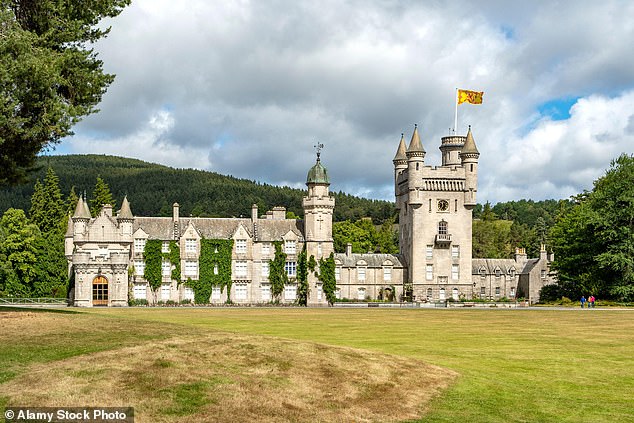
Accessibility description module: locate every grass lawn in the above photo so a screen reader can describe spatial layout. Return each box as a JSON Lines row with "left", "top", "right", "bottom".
{"left": 2, "top": 307, "right": 633, "bottom": 422}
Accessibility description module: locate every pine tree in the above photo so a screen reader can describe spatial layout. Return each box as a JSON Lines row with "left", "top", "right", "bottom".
{"left": 90, "top": 176, "right": 116, "bottom": 216}
{"left": 28, "top": 179, "right": 45, "bottom": 229}
{"left": 29, "top": 168, "right": 66, "bottom": 234}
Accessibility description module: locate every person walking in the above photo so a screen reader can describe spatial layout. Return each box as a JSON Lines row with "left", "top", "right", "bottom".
{"left": 589, "top": 295, "right": 595, "bottom": 308}
{"left": 580, "top": 296, "right": 586, "bottom": 308}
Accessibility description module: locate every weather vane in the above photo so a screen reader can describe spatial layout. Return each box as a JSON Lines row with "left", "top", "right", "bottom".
{"left": 314, "top": 142, "right": 324, "bottom": 161}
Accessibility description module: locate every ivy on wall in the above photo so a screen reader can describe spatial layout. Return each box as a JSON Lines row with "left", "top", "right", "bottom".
{"left": 318, "top": 252, "right": 337, "bottom": 306}
{"left": 169, "top": 241, "right": 180, "bottom": 282}
{"left": 187, "top": 238, "right": 233, "bottom": 304}
{"left": 297, "top": 247, "right": 308, "bottom": 306}
{"left": 143, "top": 240, "right": 163, "bottom": 292}
{"left": 269, "top": 241, "right": 287, "bottom": 302}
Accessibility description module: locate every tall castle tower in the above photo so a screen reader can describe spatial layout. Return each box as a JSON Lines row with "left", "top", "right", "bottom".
{"left": 394, "top": 126, "right": 480, "bottom": 301}
{"left": 303, "top": 145, "right": 335, "bottom": 305}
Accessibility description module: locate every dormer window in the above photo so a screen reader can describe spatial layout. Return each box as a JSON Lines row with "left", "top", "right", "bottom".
{"left": 479, "top": 267, "right": 486, "bottom": 278}
{"left": 494, "top": 268, "right": 501, "bottom": 278}
{"left": 235, "top": 239, "right": 247, "bottom": 253}
{"left": 285, "top": 240, "right": 296, "bottom": 255}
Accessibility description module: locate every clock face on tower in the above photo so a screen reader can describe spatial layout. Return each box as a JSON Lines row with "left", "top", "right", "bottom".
{"left": 437, "top": 199, "right": 449, "bottom": 212}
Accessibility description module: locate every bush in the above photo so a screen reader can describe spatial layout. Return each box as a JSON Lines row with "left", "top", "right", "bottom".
{"left": 128, "top": 299, "right": 148, "bottom": 306}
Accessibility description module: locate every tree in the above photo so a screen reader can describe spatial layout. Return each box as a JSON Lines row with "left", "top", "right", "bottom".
{"left": 0, "top": 208, "right": 39, "bottom": 296}
{"left": 296, "top": 247, "right": 309, "bottom": 306}
{"left": 0, "top": 0, "right": 131, "bottom": 186}
{"left": 550, "top": 154, "right": 634, "bottom": 301}
{"left": 29, "top": 167, "right": 65, "bottom": 234}
{"left": 90, "top": 176, "right": 115, "bottom": 216}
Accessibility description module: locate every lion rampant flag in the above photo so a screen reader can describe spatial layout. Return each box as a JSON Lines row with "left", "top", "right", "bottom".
{"left": 458, "top": 89, "right": 484, "bottom": 105}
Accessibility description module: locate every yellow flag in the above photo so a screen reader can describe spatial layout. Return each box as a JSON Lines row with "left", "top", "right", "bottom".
{"left": 458, "top": 89, "right": 484, "bottom": 105}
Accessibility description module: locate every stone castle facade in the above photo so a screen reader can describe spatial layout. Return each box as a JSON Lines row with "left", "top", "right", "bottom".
{"left": 65, "top": 127, "right": 555, "bottom": 306}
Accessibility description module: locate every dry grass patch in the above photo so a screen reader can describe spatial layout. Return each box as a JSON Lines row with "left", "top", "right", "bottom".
{"left": 0, "top": 311, "right": 456, "bottom": 423}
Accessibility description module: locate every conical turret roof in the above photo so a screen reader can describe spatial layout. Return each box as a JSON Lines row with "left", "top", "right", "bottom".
{"left": 406, "top": 124, "right": 425, "bottom": 156}
{"left": 118, "top": 195, "right": 133, "bottom": 219}
{"left": 393, "top": 133, "right": 407, "bottom": 163}
{"left": 64, "top": 214, "right": 74, "bottom": 237}
{"left": 461, "top": 126, "right": 480, "bottom": 155}
{"left": 72, "top": 196, "right": 91, "bottom": 219}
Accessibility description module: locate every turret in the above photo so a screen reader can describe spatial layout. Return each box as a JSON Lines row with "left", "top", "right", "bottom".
{"left": 117, "top": 196, "right": 134, "bottom": 235}
{"left": 440, "top": 135, "right": 465, "bottom": 166}
{"left": 406, "top": 125, "right": 425, "bottom": 205}
{"left": 392, "top": 133, "right": 407, "bottom": 198}
{"left": 460, "top": 126, "right": 480, "bottom": 208}
{"left": 71, "top": 195, "right": 91, "bottom": 236}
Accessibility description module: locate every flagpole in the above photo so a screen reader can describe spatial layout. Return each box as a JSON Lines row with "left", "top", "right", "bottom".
{"left": 454, "top": 88, "right": 459, "bottom": 134}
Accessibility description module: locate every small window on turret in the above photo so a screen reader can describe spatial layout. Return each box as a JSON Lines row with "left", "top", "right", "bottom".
{"left": 470, "top": 164, "right": 474, "bottom": 172}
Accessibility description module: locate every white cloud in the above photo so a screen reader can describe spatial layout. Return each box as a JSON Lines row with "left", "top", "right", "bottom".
{"left": 60, "top": 0, "right": 634, "bottom": 204}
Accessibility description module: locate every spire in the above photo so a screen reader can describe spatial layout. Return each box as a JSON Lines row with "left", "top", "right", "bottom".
{"left": 460, "top": 125, "right": 480, "bottom": 156}
{"left": 392, "top": 133, "right": 407, "bottom": 164}
{"left": 406, "top": 124, "right": 425, "bottom": 157}
{"left": 118, "top": 195, "right": 133, "bottom": 219}
{"left": 72, "top": 195, "right": 91, "bottom": 219}
{"left": 82, "top": 195, "right": 92, "bottom": 218}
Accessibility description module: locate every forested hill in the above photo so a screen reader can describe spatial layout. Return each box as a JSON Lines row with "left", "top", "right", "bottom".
{"left": 0, "top": 155, "right": 396, "bottom": 222}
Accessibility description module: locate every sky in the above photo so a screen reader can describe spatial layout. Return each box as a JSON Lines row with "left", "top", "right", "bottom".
{"left": 53, "top": 0, "right": 634, "bottom": 204}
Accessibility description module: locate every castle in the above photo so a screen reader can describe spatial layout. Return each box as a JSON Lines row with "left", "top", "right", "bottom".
{"left": 65, "top": 127, "right": 555, "bottom": 306}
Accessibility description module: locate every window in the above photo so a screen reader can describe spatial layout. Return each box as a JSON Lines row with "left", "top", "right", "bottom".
{"left": 438, "top": 276, "right": 448, "bottom": 284}
{"left": 235, "top": 261, "right": 248, "bottom": 278}
{"left": 317, "top": 242, "right": 323, "bottom": 256}
{"left": 426, "top": 288, "right": 432, "bottom": 299}
{"left": 438, "top": 221, "right": 448, "bottom": 235}
{"left": 495, "top": 268, "right": 502, "bottom": 278}
{"left": 510, "top": 287, "right": 516, "bottom": 298}
{"left": 134, "top": 238, "right": 146, "bottom": 253}
{"left": 439, "top": 288, "right": 446, "bottom": 301}
{"left": 335, "top": 267, "right": 341, "bottom": 281}
{"left": 541, "top": 269, "right": 547, "bottom": 279}
{"left": 509, "top": 268, "right": 516, "bottom": 278}
{"left": 495, "top": 286, "right": 501, "bottom": 297}
{"left": 426, "top": 264, "right": 433, "bottom": 281}
{"left": 335, "top": 289, "right": 341, "bottom": 299}
{"left": 211, "top": 287, "right": 221, "bottom": 300}
{"left": 185, "top": 238, "right": 197, "bottom": 253}
{"left": 133, "top": 284, "right": 146, "bottom": 300}
{"left": 235, "top": 284, "right": 247, "bottom": 300}
{"left": 426, "top": 245, "right": 433, "bottom": 259}
{"left": 451, "top": 245, "right": 460, "bottom": 258}
{"left": 162, "top": 259, "right": 171, "bottom": 276}
{"left": 214, "top": 264, "right": 219, "bottom": 275}
{"left": 235, "top": 239, "right": 247, "bottom": 253}
{"left": 452, "top": 288, "right": 459, "bottom": 301}
{"left": 134, "top": 259, "right": 145, "bottom": 277}
{"left": 285, "top": 261, "right": 296, "bottom": 277}
{"left": 480, "top": 286, "right": 486, "bottom": 295}
{"left": 261, "top": 262, "right": 269, "bottom": 277}
{"left": 161, "top": 284, "right": 170, "bottom": 301}
{"left": 261, "top": 243, "right": 270, "bottom": 255}
{"left": 383, "top": 267, "right": 392, "bottom": 281}
{"left": 162, "top": 242, "right": 170, "bottom": 253}
{"left": 479, "top": 267, "right": 486, "bottom": 278}
{"left": 183, "top": 287, "right": 194, "bottom": 301}
{"left": 261, "top": 285, "right": 271, "bottom": 301}
{"left": 452, "top": 264, "right": 459, "bottom": 281}
{"left": 358, "top": 267, "right": 366, "bottom": 281}
{"left": 285, "top": 240, "right": 296, "bottom": 255}
{"left": 285, "top": 285, "right": 297, "bottom": 301}
{"left": 357, "top": 288, "right": 366, "bottom": 300}
{"left": 317, "top": 286, "right": 323, "bottom": 300}
{"left": 184, "top": 260, "right": 198, "bottom": 277}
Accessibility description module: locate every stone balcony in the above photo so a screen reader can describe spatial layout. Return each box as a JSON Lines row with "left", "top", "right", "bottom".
{"left": 435, "top": 233, "right": 452, "bottom": 245}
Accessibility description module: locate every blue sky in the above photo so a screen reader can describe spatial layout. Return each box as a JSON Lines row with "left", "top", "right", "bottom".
{"left": 56, "top": 0, "right": 634, "bottom": 204}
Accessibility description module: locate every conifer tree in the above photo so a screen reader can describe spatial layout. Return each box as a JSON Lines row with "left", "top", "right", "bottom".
{"left": 90, "top": 176, "right": 116, "bottom": 216}
{"left": 296, "top": 248, "right": 309, "bottom": 306}
{"left": 29, "top": 168, "right": 66, "bottom": 234}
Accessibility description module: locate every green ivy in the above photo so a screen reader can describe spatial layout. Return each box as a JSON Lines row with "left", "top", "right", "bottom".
{"left": 143, "top": 240, "right": 163, "bottom": 292}
{"left": 318, "top": 252, "right": 337, "bottom": 306}
{"left": 168, "top": 241, "right": 181, "bottom": 282}
{"left": 297, "top": 248, "right": 309, "bottom": 306}
{"left": 186, "top": 238, "right": 233, "bottom": 304}
{"left": 269, "top": 241, "right": 287, "bottom": 302}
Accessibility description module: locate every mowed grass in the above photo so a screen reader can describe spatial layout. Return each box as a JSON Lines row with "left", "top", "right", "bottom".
{"left": 85, "top": 307, "right": 634, "bottom": 422}
{"left": 0, "top": 308, "right": 454, "bottom": 422}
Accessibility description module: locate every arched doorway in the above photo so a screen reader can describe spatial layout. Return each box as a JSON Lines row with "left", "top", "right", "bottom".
{"left": 92, "top": 276, "right": 109, "bottom": 306}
